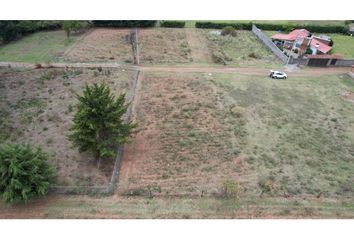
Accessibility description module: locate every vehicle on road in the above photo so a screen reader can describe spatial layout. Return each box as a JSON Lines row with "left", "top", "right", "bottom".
{"left": 269, "top": 70, "right": 287, "bottom": 79}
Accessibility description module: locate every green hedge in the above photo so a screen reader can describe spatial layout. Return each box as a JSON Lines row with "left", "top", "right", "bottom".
{"left": 92, "top": 20, "right": 156, "bottom": 28}
{"left": 195, "top": 22, "right": 252, "bottom": 30}
{"left": 160, "top": 21, "right": 185, "bottom": 28}
{"left": 0, "top": 21, "right": 62, "bottom": 43}
{"left": 195, "top": 21, "right": 349, "bottom": 33}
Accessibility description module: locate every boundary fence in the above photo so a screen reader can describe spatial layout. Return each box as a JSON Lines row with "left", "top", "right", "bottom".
{"left": 251, "top": 24, "right": 288, "bottom": 64}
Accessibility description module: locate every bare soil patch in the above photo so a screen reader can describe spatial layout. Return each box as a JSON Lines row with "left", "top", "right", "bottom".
{"left": 0, "top": 67, "right": 134, "bottom": 186}
{"left": 139, "top": 28, "right": 192, "bottom": 64}
{"left": 64, "top": 28, "right": 133, "bottom": 63}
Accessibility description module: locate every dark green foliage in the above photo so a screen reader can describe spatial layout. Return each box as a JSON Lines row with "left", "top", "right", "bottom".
{"left": 62, "top": 21, "right": 91, "bottom": 38}
{"left": 195, "top": 21, "right": 349, "bottom": 33}
{"left": 0, "top": 21, "right": 62, "bottom": 43}
{"left": 92, "top": 20, "right": 156, "bottom": 28}
{"left": 329, "top": 39, "right": 334, "bottom": 47}
{"left": 305, "top": 48, "right": 313, "bottom": 55}
{"left": 221, "top": 26, "right": 237, "bottom": 36}
{"left": 0, "top": 144, "right": 55, "bottom": 203}
{"left": 196, "top": 21, "right": 252, "bottom": 30}
{"left": 160, "top": 21, "right": 185, "bottom": 28}
{"left": 68, "top": 82, "right": 137, "bottom": 168}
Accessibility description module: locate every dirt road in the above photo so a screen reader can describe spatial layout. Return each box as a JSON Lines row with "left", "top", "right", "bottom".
{"left": 0, "top": 61, "right": 351, "bottom": 77}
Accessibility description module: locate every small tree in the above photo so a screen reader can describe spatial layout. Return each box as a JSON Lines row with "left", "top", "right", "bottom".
{"left": 69, "top": 82, "right": 137, "bottom": 168}
{"left": 62, "top": 21, "right": 90, "bottom": 38}
{"left": 221, "top": 26, "right": 237, "bottom": 37}
{"left": 0, "top": 144, "right": 55, "bottom": 203}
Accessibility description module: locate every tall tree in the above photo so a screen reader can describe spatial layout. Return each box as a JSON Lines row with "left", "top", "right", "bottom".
{"left": 62, "top": 21, "right": 90, "bottom": 38}
{"left": 69, "top": 82, "right": 137, "bottom": 168}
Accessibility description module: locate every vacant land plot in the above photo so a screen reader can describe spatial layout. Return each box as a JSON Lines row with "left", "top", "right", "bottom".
{"left": 0, "top": 31, "right": 79, "bottom": 63}
{"left": 202, "top": 30, "right": 281, "bottom": 67}
{"left": 63, "top": 28, "right": 133, "bottom": 63}
{"left": 0, "top": 67, "right": 134, "bottom": 186}
{"left": 120, "top": 71, "right": 354, "bottom": 201}
{"left": 139, "top": 28, "right": 192, "bottom": 64}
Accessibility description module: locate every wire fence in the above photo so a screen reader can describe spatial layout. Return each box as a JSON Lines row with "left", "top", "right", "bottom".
{"left": 251, "top": 25, "right": 288, "bottom": 64}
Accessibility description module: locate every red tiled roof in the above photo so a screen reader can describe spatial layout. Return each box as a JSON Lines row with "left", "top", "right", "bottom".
{"left": 310, "top": 38, "right": 332, "bottom": 54}
{"left": 271, "top": 29, "right": 310, "bottom": 41}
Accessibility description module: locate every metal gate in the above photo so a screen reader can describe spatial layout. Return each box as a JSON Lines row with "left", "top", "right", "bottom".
{"left": 308, "top": 58, "right": 329, "bottom": 67}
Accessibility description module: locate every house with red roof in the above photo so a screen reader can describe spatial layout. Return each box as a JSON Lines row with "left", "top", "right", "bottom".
{"left": 271, "top": 29, "right": 333, "bottom": 57}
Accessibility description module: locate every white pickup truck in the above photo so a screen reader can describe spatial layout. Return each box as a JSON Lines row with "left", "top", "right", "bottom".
{"left": 269, "top": 70, "right": 287, "bottom": 79}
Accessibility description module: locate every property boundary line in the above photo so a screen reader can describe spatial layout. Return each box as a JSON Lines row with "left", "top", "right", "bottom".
{"left": 251, "top": 24, "right": 289, "bottom": 64}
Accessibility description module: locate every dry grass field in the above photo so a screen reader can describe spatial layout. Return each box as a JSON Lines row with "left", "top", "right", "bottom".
{"left": 0, "top": 67, "right": 134, "bottom": 186}
{"left": 119, "top": 71, "right": 354, "bottom": 202}
{"left": 139, "top": 28, "right": 192, "bottom": 64}
{"left": 63, "top": 28, "right": 133, "bottom": 63}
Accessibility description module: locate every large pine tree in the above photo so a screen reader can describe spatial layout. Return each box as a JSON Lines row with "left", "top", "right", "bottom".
{"left": 69, "top": 82, "right": 136, "bottom": 168}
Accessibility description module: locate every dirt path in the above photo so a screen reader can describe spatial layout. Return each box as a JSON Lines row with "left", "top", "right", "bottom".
{"left": 0, "top": 61, "right": 350, "bottom": 77}
{"left": 139, "top": 65, "right": 351, "bottom": 77}
{"left": 117, "top": 72, "right": 144, "bottom": 194}
{"left": 185, "top": 29, "right": 212, "bottom": 64}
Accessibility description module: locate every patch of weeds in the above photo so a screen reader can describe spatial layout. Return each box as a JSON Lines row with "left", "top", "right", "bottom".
{"left": 218, "top": 180, "right": 242, "bottom": 199}
{"left": 38, "top": 70, "right": 56, "bottom": 84}
{"left": 67, "top": 104, "right": 73, "bottom": 113}
{"left": 258, "top": 178, "right": 274, "bottom": 196}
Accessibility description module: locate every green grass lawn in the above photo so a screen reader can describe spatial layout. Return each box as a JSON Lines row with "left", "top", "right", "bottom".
{"left": 328, "top": 34, "right": 354, "bottom": 58}
{"left": 0, "top": 30, "right": 79, "bottom": 63}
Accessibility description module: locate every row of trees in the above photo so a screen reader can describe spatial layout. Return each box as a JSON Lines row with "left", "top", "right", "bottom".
{"left": 0, "top": 82, "right": 136, "bottom": 203}
{"left": 0, "top": 20, "right": 157, "bottom": 43}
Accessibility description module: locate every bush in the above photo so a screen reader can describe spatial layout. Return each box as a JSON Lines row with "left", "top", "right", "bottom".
{"left": 258, "top": 179, "right": 274, "bottom": 196}
{"left": 0, "top": 144, "right": 55, "bottom": 203}
{"left": 220, "top": 180, "right": 242, "bottom": 199}
{"left": 92, "top": 20, "right": 156, "bottom": 28}
{"left": 221, "top": 26, "right": 237, "bottom": 37}
{"left": 248, "top": 52, "right": 260, "bottom": 59}
{"left": 230, "top": 105, "right": 246, "bottom": 117}
{"left": 305, "top": 48, "right": 313, "bottom": 55}
{"left": 160, "top": 21, "right": 185, "bottom": 28}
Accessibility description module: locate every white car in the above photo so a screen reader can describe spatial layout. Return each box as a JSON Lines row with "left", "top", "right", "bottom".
{"left": 269, "top": 70, "right": 287, "bottom": 79}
